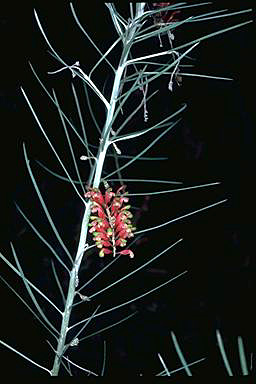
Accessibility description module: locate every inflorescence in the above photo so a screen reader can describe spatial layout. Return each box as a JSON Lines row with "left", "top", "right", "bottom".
{"left": 85, "top": 185, "right": 136, "bottom": 258}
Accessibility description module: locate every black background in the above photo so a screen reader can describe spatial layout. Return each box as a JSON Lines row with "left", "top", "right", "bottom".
{"left": 0, "top": 0, "right": 255, "bottom": 376}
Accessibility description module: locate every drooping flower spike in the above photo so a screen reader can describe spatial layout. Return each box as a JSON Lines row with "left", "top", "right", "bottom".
{"left": 85, "top": 185, "right": 136, "bottom": 258}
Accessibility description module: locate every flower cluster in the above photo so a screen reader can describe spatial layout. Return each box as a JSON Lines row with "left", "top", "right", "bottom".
{"left": 85, "top": 185, "right": 136, "bottom": 258}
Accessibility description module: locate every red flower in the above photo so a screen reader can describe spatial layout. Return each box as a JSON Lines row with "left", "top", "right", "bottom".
{"left": 85, "top": 185, "right": 136, "bottom": 258}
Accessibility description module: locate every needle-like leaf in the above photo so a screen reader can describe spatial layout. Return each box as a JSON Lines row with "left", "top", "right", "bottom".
{"left": 29, "top": 62, "right": 89, "bottom": 149}
{"left": 53, "top": 88, "right": 87, "bottom": 191}
{"left": 158, "top": 353, "right": 171, "bottom": 376}
{"left": 105, "top": 118, "right": 182, "bottom": 179}
{"left": 156, "top": 357, "right": 206, "bottom": 376}
{"left": 101, "top": 340, "right": 107, "bottom": 376}
{"left": 172, "top": 20, "right": 253, "bottom": 53}
{"left": 188, "top": 8, "right": 252, "bottom": 22}
{"left": 238, "top": 336, "right": 249, "bottom": 376}
{"left": 65, "top": 306, "right": 101, "bottom": 352}
{"left": 79, "top": 312, "right": 137, "bottom": 342}
{"left": 70, "top": 270, "right": 188, "bottom": 331}
{"left": 10, "top": 242, "right": 60, "bottom": 334}
{"left": 0, "top": 275, "right": 58, "bottom": 340}
{"left": 0, "top": 249, "right": 62, "bottom": 317}
{"left": 135, "top": 199, "right": 227, "bottom": 235}
{"left": 70, "top": 2, "right": 115, "bottom": 73}
{"left": 125, "top": 181, "right": 220, "bottom": 196}
{"left": 89, "top": 238, "right": 183, "bottom": 300}
{"left": 106, "top": 178, "right": 182, "bottom": 185}
{"left": 23, "top": 143, "right": 74, "bottom": 264}
{"left": 112, "top": 90, "right": 159, "bottom": 138}
{"left": 71, "top": 83, "right": 92, "bottom": 168}
{"left": 0, "top": 339, "right": 51, "bottom": 375}
{"left": 171, "top": 331, "right": 192, "bottom": 376}
{"left": 15, "top": 202, "right": 70, "bottom": 273}
{"left": 216, "top": 329, "right": 233, "bottom": 376}
{"left": 47, "top": 340, "right": 98, "bottom": 376}
{"left": 51, "top": 259, "right": 66, "bottom": 308}
{"left": 21, "top": 87, "right": 85, "bottom": 203}
{"left": 89, "top": 36, "right": 121, "bottom": 78}
{"left": 76, "top": 235, "right": 142, "bottom": 296}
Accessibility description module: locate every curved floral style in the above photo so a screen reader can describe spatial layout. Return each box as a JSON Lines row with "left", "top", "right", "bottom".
{"left": 85, "top": 185, "right": 136, "bottom": 258}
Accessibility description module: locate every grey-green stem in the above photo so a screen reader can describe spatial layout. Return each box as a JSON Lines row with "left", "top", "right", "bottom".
{"left": 50, "top": 4, "right": 145, "bottom": 376}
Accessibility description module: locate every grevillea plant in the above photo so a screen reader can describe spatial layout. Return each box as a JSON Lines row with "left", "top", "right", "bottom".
{"left": 0, "top": 2, "right": 252, "bottom": 376}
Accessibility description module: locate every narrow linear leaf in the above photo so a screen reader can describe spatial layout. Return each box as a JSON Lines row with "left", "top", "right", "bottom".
{"left": 112, "top": 114, "right": 166, "bottom": 144}
{"left": 82, "top": 82, "right": 101, "bottom": 134}
{"left": 53, "top": 87, "right": 86, "bottom": 191}
{"left": 34, "top": 9, "right": 67, "bottom": 69}
{"left": 65, "top": 358, "right": 73, "bottom": 376}
{"left": 157, "top": 357, "right": 206, "bottom": 376}
{"left": 15, "top": 202, "right": 70, "bottom": 273}
{"left": 35, "top": 10, "right": 110, "bottom": 109}
{"left": 112, "top": 150, "right": 124, "bottom": 186}
{"left": 29, "top": 63, "right": 89, "bottom": 149}
{"left": 216, "top": 330, "right": 233, "bottom": 376}
{"left": 21, "top": 87, "right": 85, "bottom": 204}
{"left": 87, "top": 144, "right": 168, "bottom": 160}
{"left": 135, "top": 199, "right": 227, "bottom": 235}
{"left": 126, "top": 181, "right": 220, "bottom": 196}
{"left": 23, "top": 143, "right": 74, "bottom": 264}
{"left": 80, "top": 312, "right": 137, "bottom": 342}
{"left": 176, "top": 72, "right": 233, "bottom": 81}
{"left": 0, "top": 339, "right": 51, "bottom": 375}
{"left": 68, "top": 65, "right": 110, "bottom": 112}
{"left": 65, "top": 306, "right": 101, "bottom": 353}
{"left": 47, "top": 340, "right": 98, "bottom": 376}
{"left": 134, "top": 3, "right": 208, "bottom": 24}
{"left": 89, "top": 238, "right": 183, "bottom": 300}
{"left": 171, "top": 331, "right": 192, "bottom": 376}
{"left": 0, "top": 275, "right": 58, "bottom": 340}
{"left": 106, "top": 178, "right": 182, "bottom": 185}
{"left": 10, "top": 242, "right": 60, "bottom": 334}
{"left": 106, "top": 3, "right": 124, "bottom": 37}
{"left": 46, "top": 340, "right": 73, "bottom": 375}
{"left": 76, "top": 235, "right": 142, "bottom": 297}
{"left": 70, "top": 2, "right": 115, "bottom": 73}
{"left": 105, "top": 118, "right": 182, "bottom": 179}
{"left": 101, "top": 341, "right": 107, "bottom": 376}
{"left": 145, "top": 71, "right": 233, "bottom": 81}
{"left": 51, "top": 259, "right": 66, "bottom": 308}
{"left": 188, "top": 8, "right": 252, "bottom": 23}
{"left": 238, "top": 336, "right": 249, "bottom": 376}
{"left": 76, "top": 255, "right": 122, "bottom": 296}
{"left": 35, "top": 160, "right": 83, "bottom": 184}
{"left": 71, "top": 83, "right": 92, "bottom": 165}
{"left": 113, "top": 90, "right": 159, "bottom": 138}
{"left": 135, "top": 16, "right": 193, "bottom": 43}
{"left": 112, "top": 65, "right": 148, "bottom": 123}
{"left": 172, "top": 20, "right": 253, "bottom": 53}
{"left": 89, "top": 36, "right": 121, "bottom": 78}
{"left": 126, "top": 43, "right": 199, "bottom": 94}
{"left": 0, "top": 249, "right": 62, "bottom": 317}
{"left": 188, "top": 8, "right": 228, "bottom": 20}
{"left": 60, "top": 355, "right": 98, "bottom": 376}
{"left": 70, "top": 270, "right": 188, "bottom": 331}
{"left": 158, "top": 353, "right": 171, "bottom": 376}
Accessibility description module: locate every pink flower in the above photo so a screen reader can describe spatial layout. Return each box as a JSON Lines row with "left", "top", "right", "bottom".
{"left": 85, "top": 185, "right": 136, "bottom": 258}
{"left": 119, "top": 249, "right": 134, "bottom": 259}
